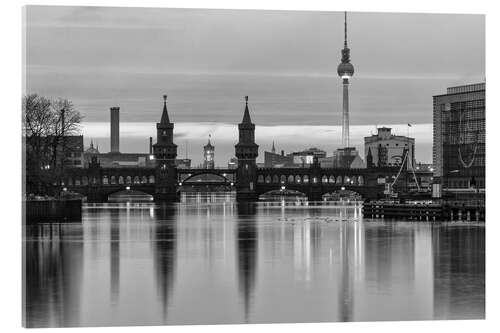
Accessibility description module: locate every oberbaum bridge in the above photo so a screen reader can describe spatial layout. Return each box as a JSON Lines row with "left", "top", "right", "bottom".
{"left": 62, "top": 13, "right": 410, "bottom": 203}
{"left": 62, "top": 95, "right": 408, "bottom": 203}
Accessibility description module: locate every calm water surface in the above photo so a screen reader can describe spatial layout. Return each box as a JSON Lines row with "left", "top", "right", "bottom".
{"left": 23, "top": 199, "right": 485, "bottom": 327}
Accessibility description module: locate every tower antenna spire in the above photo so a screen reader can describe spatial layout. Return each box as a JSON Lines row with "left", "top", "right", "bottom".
{"left": 344, "top": 11, "right": 348, "bottom": 48}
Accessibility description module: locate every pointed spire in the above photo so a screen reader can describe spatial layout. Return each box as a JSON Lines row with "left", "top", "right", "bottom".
{"left": 241, "top": 96, "right": 252, "bottom": 124}
{"left": 160, "top": 94, "right": 170, "bottom": 124}
{"left": 272, "top": 141, "right": 276, "bottom": 153}
{"left": 208, "top": 134, "right": 211, "bottom": 145}
{"left": 340, "top": 11, "right": 352, "bottom": 64}
{"left": 344, "top": 11, "right": 348, "bottom": 49}
{"left": 90, "top": 139, "right": 94, "bottom": 149}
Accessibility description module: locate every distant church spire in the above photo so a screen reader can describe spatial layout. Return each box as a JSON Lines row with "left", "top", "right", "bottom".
{"left": 241, "top": 96, "right": 252, "bottom": 124}
{"left": 272, "top": 141, "right": 276, "bottom": 153}
{"left": 160, "top": 94, "right": 171, "bottom": 124}
{"left": 90, "top": 139, "right": 94, "bottom": 149}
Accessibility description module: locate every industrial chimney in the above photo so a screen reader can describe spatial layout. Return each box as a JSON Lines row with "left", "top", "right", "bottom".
{"left": 110, "top": 107, "right": 120, "bottom": 153}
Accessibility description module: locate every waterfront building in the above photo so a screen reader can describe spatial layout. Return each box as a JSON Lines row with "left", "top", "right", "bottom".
{"left": 36, "top": 135, "right": 84, "bottom": 168}
{"left": 62, "top": 135, "right": 85, "bottom": 168}
{"left": 203, "top": 135, "right": 215, "bottom": 169}
{"left": 432, "top": 83, "right": 485, "bottom": 197}
{"left": 264, "top": 146, "right": 326, "bottom": 168}
{"left": 364, "top": 127, "right": 415, "bottom": 169}
{"left": 331, "top": 147, "right": 365, "bottom": 169}
{"left": 264, "top": 150, "right": 293, "bottom": 167}
{"left": 289, "top": 147, "right": 327, "bottom": 165}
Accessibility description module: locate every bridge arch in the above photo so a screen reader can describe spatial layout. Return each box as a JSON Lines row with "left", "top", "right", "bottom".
{"left": 259, "top": 188, "right": 307, "bottom": 201}
{"left": 108, "top": 189, "right": 154, "bottom": 202}
{"left": 181, "top": 171, "right": 232, "bottom": 185}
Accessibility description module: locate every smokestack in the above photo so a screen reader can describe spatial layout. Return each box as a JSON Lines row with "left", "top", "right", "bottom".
{"left": 110, "top": 107, "right": 120, "bottom": 153}
{"left": 149, "top": 137, "right": 153, "bottom": 154}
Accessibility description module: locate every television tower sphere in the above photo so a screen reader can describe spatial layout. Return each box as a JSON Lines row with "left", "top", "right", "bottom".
{"left": 337, "top": 11, "right": 354, "bottom": 79}
{"left": 337, "top": 61, "right": 354, "bottom": 78}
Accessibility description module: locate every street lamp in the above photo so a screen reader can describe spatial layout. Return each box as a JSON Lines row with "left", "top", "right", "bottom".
{"left": 125, "top": 186, "right": 130, "bottom": 190}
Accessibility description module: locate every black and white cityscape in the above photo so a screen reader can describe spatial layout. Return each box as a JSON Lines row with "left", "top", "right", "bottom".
{"left": 22, "top": 6, "right": 485, "bottom": 327}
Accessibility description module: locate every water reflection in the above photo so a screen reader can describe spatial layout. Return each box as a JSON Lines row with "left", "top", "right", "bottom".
{"left": 236, "top": 203, "right": 258, "bottom": 322}
{"left": 152, "top": 205, "right": 178, "bottom": 322}
{"left": 24, "top": 224, "right": 84, "bottom": 327}
{"left": 23, "top": 201, "right": 485, "bottom": 327}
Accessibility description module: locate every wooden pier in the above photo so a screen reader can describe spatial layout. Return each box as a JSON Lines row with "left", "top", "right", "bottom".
{"left": 24, "top": 199, "right": 82, "bottom": 224}
{"left": 363, "top": 200, "right": 484, "bottom": 222}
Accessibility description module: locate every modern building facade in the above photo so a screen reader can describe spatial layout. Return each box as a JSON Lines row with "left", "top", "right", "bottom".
{"left": 433, "top": 83, "right": 485, "bottom": 196}
{"left": 364, "top": 127, "right": 415, "bottom": 169}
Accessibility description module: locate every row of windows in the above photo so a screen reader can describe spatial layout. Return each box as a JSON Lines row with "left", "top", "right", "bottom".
{"left": 450, "top": 100, "right": 485, "bottom": 110}
{"left": 257, "top": 174, "right": 364, "bottom": 185}
{"left": 62, "top": 175, "right": 156, "bottom": 186}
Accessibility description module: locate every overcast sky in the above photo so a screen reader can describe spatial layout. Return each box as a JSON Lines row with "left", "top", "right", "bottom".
{"left": 24, "top": 6, "right": 485, "bottom": 165}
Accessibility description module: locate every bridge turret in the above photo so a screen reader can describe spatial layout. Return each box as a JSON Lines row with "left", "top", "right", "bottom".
{"left": 235, "top": 96, "right": 259, "bottom": 201}
{"left": 153, "top": 94, "right": 178, "bottom": 201}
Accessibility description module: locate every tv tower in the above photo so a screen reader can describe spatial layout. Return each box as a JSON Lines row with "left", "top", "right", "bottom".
{"left": 337, "top": 11, "right": 355, "bottom": 147}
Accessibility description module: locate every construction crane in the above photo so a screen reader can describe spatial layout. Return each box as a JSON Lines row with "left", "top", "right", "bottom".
{"left": 385, "top": 149, "right": 421, "bottom": 197}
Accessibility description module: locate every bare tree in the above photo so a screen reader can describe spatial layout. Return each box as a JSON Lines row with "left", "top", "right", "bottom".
{"left": 23, "top": 94, "right": 82, "bottom": 196}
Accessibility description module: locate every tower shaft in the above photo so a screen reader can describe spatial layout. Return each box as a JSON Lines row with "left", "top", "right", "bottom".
{"left": 342, "top": 78, "right": 350, "bottom": 147}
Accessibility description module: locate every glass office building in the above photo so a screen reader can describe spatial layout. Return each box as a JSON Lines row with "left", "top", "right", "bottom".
{"left": 433, "top": 83, "right": 485, "bottom": 197}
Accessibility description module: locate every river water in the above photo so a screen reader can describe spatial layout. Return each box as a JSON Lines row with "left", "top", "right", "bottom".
{"left": 23, "top": 198, "right": 485, "bottom": 327}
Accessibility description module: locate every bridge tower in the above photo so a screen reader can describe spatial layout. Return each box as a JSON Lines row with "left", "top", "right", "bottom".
{"left": 153, "top": 95, "right": 178, "bottom": 202}
{"left": 87, "top": 155, "right": 104, "bottom": 203}
{"left": 235, "top": 96, "right": 259, "bottom": 201}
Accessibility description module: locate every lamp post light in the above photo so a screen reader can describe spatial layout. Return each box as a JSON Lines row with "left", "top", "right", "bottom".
{"left": 125, "top": 186, "right": 130, "bottom": 190}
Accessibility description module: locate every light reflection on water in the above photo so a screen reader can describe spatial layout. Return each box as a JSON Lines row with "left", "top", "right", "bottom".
{"left": 23, "top": 198, "right": 484, "bottom": 327}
